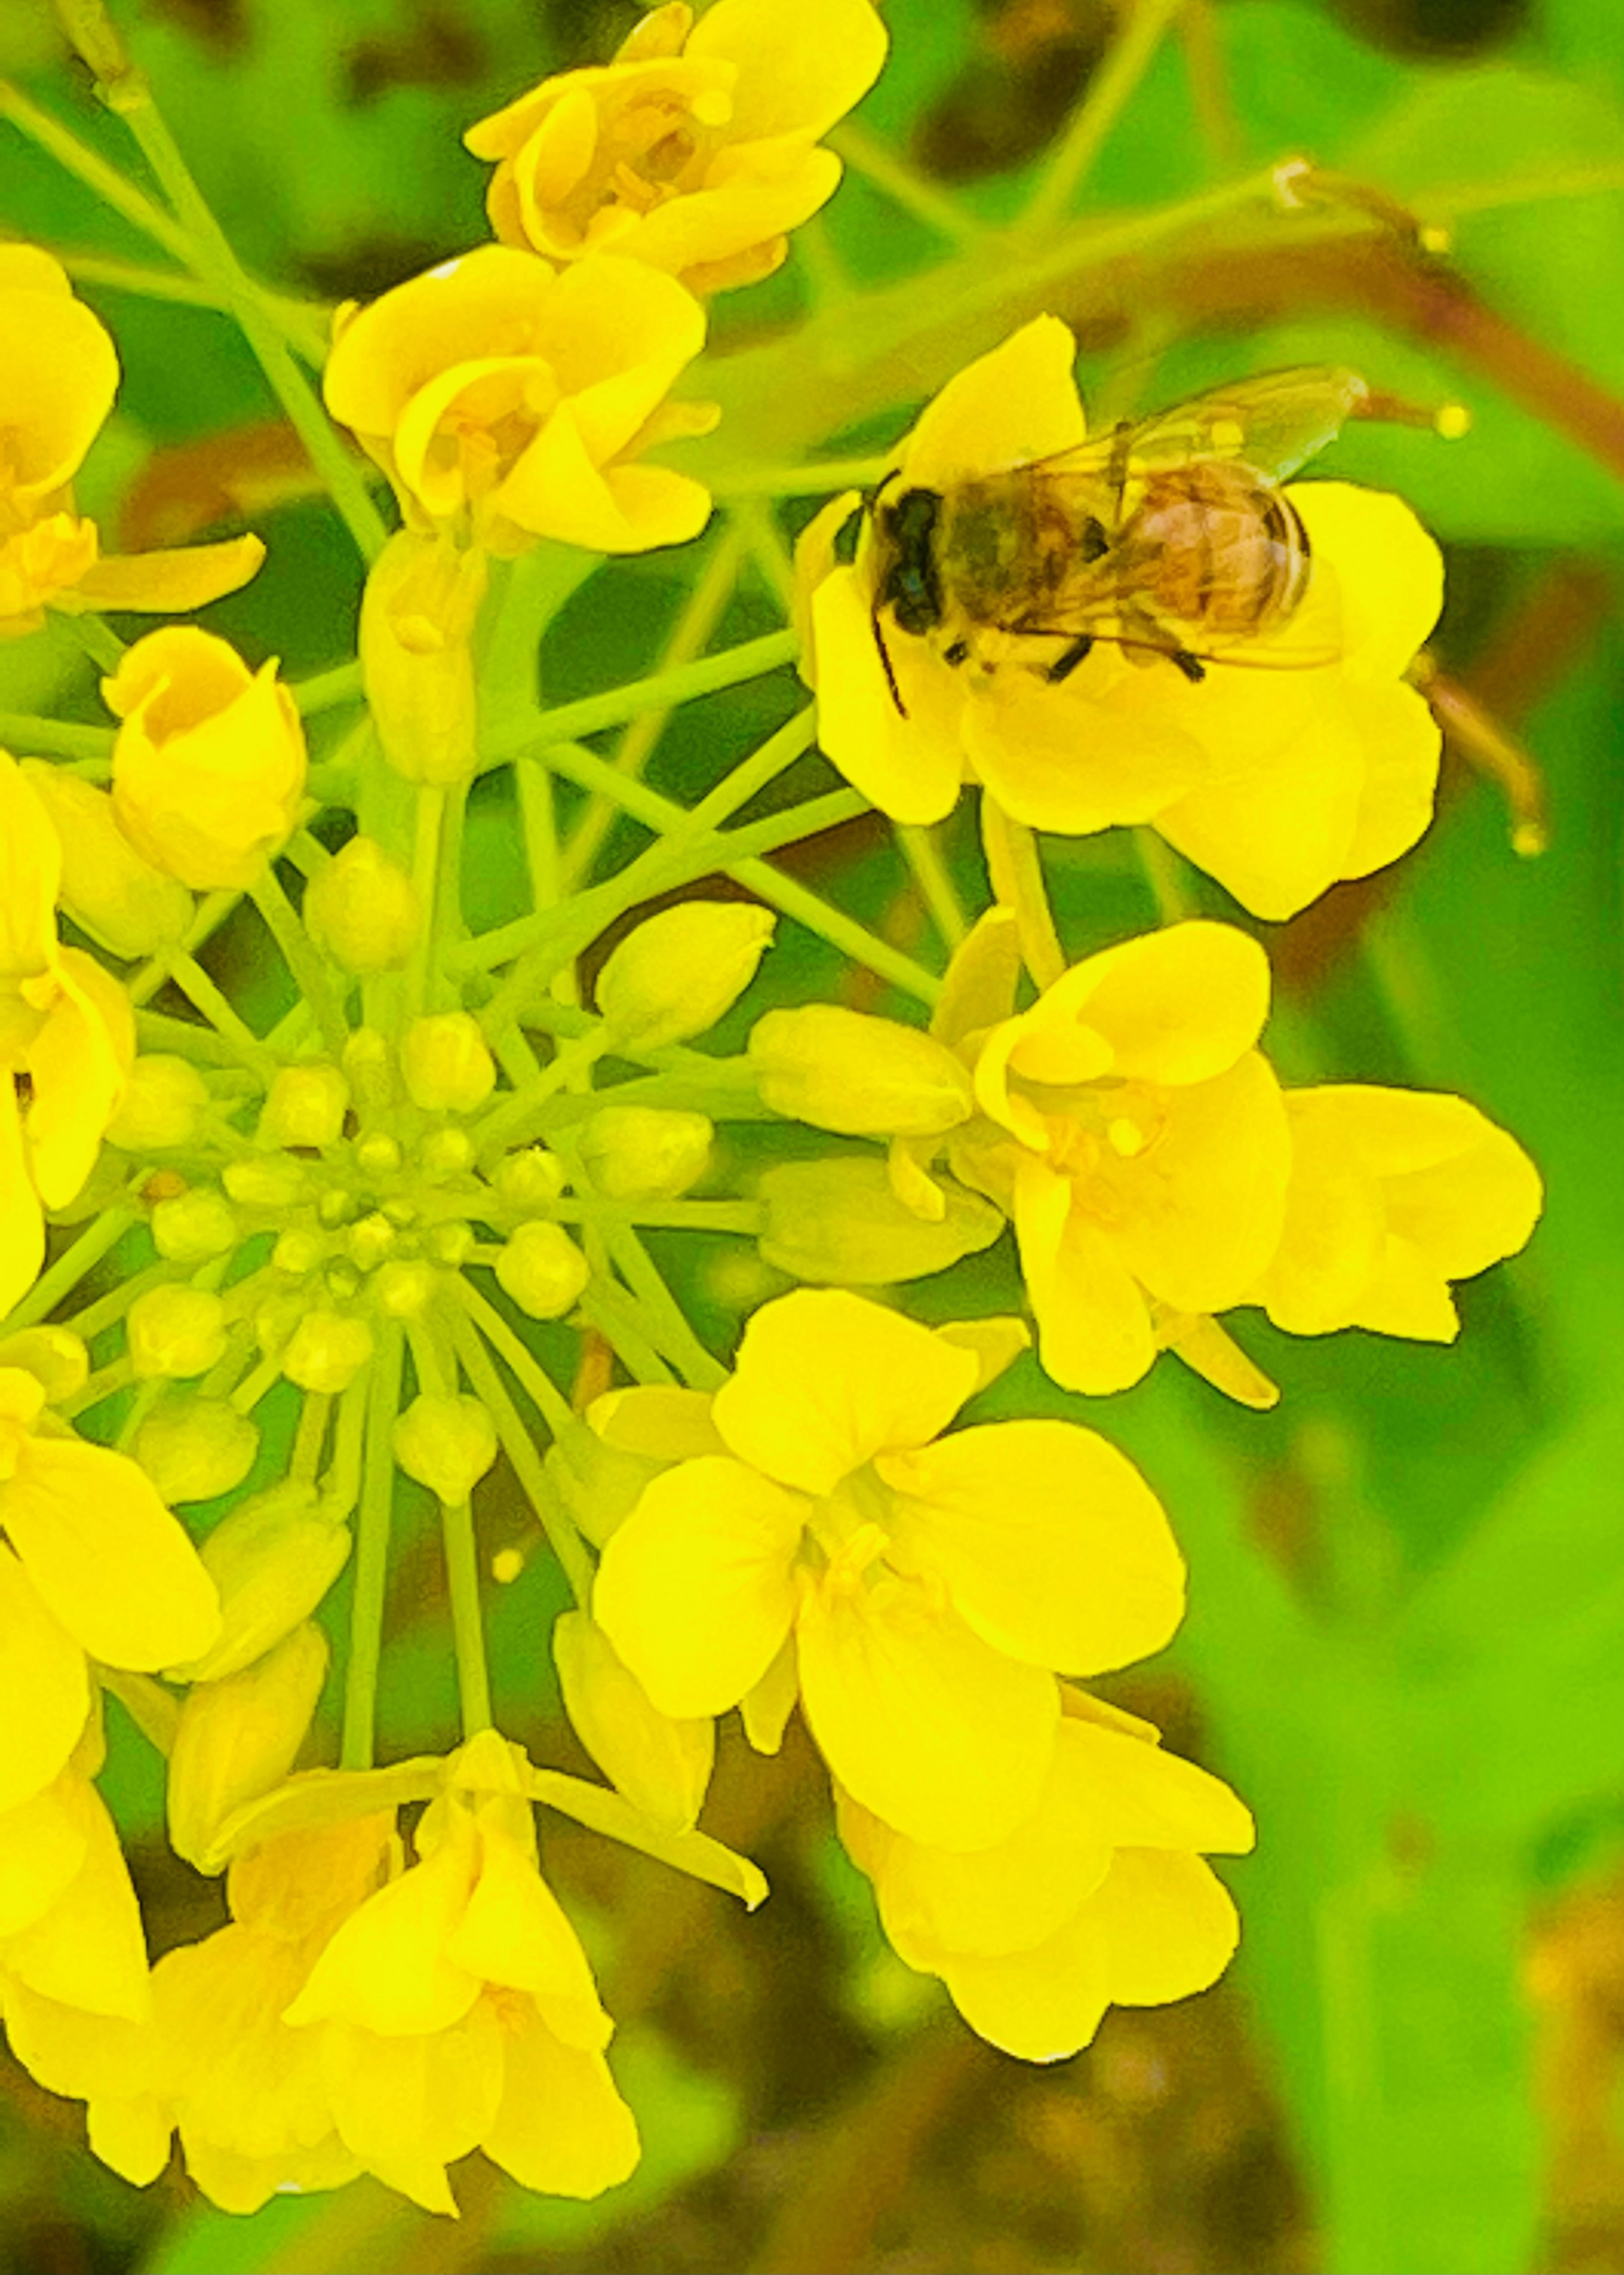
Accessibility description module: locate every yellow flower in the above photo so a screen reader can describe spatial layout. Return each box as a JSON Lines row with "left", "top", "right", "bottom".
{"left": 104, "top": 628, "right": 308, "bottom": 890}
{"left": 466, "top": 0, "right": 889, "bottom": 295}
{"left": 0, "top": 245, "right": 263, "bottom": 635}
{"left": 1250, "top": 1086, "right": 1544, "bottom": 1340}
{"left": 280, "top": 1731, "right": 640, "bottom": 2214}
{"left": 797, "top": 316, "right": 1444, "bottom": 920}
{"left": 323, "top": 246, "right": 713, "bottom": 555}
{"left": 0, "top": 1364, "right": 221, "bottom": 1811}
{"left": 0, "top": 1755, "right": 151, "bottom": 2033}
{"left": 837, "top": 1693, "right": 1254, "bottom": 2060}
{"left": 0, "top": 753, "right": 136, "bottom": 1315}
{"left": 593, "top": 1289, "right": 1184, "bottom": 1849}
{"left": 957, "top": 921, "right": 1291, "bottom": 1397}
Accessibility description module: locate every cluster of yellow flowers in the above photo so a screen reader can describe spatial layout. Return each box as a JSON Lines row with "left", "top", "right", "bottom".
{"left": 0, "top": 0, "right": 1544, "bottom": 2228}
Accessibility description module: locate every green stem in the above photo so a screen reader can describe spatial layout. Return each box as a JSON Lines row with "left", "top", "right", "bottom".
{"left": 1133, "top": 825, "right": 1198, "bottom": 922}
{"left": 446, "top": 1305, "right": 594, "bottom": 1606}
{"left": 65, "top": 611, "right": 126, "bottom": 670}
{"left": 340, "top": 1319, "right": 404, "bottom": 1771}
{"left": 603, "top": 1225, "right": 727, "bottom": 1392}
{"left": 0, "top": 78, "right": 196, "bottom": 266}
{"left": 476, "top": 630, "right": 799, "bottom": 776}
{"left": 402, "top": 784, "right": 447, "bottom": 1027}
{"left": 294, "top": 661, "right": 365, "bottom": 717}
{"left": 981, "top": 796, "right": 1064, "bottom": 991}
{"left": 1022, "top": 0, "right": 1188, "bottom": 231}
{"left": 441, "top": 1495, "right": 494, "bottom": 1736}
{"left": 827, "top": 119, "right": 988, "bottom": 246}
{"left": 129, "top": 888, "right": 239, "bottom": 1010}
{"left": 323, "top": 1372, "right": 369, "bottom": 1521}
{"left": 896, "top": 822, "right": 967, "bottom": 949}
{"left": 165, "top": 950, "right": 277, "bottom": 1075}
{"left": 578, "top": 1280, "right": 677, "bottom": 1387}
{"left": 554, "top": 1198, "right": 763, "bottom": 1235}
{"left": 0, "top": 1199, "right": 140, "bottom": 1335}
{"left": 0, "top": 714, "right": 113, "bottom": 762}
{"left": 62, "top": 1256, "right": 177, "bottom": 1345}
{"left": 289, "top": 1391, "right": 331, "bottom": 1487}
{"left": 709, "top": 455, "right": 893, "bottom": 501}
{"left": 107, "top": 77, "right": 388, "bottom": 562}
{"left": 248, "top": 867, "right": 348, "bottom": 1060}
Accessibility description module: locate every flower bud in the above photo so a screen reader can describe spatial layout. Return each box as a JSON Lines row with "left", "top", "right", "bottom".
{"left": 150, "top": 1184, "right": 239, "bottom": 1263}
{"left": 345, "top": 1210, "right": 397, "bottom": 1271}
{"left": 393, "top": 1392, "right": 499, "bottom": 1503}
{"left": 426, "top": 1221, "right": 474, "bottom": 1267}
{"left": 756, "top": 1157, "right": 1002, "bottom": 1286}
{"left": 127, "top": 1285, "right": 229, "bottom": 1379}
{"left": 280, "top": 1310, "right": 374, "bottom": 1393}
{"left": 105, "top": 1054, "right": 209, "bottom": 1152}
{"left": 493, "top": 1145, "right": 566, "bottom": 1212}
{"left": 304, "top": 834, "right": 422, "bottom": 975}
{"left": 579, "top": 1105, "right": 712, "bottom": 1199}
{"left": 271, "top": 1225, "right": 328, "bottom": 1276}
{"left": 373, "top": 1258, "right": 440, "bottom": 1317}
{"left": 223, "top": 1151, "right": 310, "bottom": 1210}
{"left": 179, "top": 1481, "right": 353, "bottom": 1684}
{"left": 105, "top": 627, "right": 308, "bottom": 890}
{"left": 495, "top": 1220, "right": 590, "bottom": 1318}
{"left": 134, "top": 1393, "right": 259, "bottom": 1505}
{"left": 257, "top": 1063, "right": 350, "bottom": 1150}
{"left": 19, "top": 760, "right": 194, "bottom": 958}
{"left": 554, "top": 1608, "right": 713, "bottom": 1831}
{"left": 595, "top": 902, "right": 775, "bottom": 1050}
{"left": 359, "top": 528, "right": 487, "bottom": 785}
{"left": 399, "top": 1012, "right": 497, "bottom": 1113}
{"left": 167, "top": 1621, "right": 330, "bottom": 1870}
{"left": 254, "top": 1292, "right": 305, "bottom": 1357}
{"left": 750, "top": 1005, "right": 974, "bottom": 1137}
{"left": 420, "top": 1127, "right": 474, "bottom": 1176}
{"left": 0, "top": 1324, "right": 89, "bottom": 1404}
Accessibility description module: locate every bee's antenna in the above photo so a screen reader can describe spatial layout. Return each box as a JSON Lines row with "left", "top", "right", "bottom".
{"left": 872, "top": 606, "right": 908, "bottom": 718}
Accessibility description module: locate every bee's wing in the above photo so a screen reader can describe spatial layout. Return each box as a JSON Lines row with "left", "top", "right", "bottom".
{"left": 1037, "top": 366, "right": 1371, "bottom": 484}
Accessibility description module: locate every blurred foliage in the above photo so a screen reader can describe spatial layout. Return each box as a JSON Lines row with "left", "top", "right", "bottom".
{"left": 8, "top": 0, "right": 1624, "bottom": 2269}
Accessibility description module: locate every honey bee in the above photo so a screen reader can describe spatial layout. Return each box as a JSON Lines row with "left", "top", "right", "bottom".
{"left": 865, "top": 365, "right": 1373, "bottom": 709}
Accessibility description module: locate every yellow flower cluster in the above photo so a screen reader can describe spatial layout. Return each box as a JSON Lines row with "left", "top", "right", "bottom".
{"left": 752, "top": 914, "right": 1542, "bottom": 1398}
{"left": 593, "top": 1288, "right": 1253, "bottom": 2052}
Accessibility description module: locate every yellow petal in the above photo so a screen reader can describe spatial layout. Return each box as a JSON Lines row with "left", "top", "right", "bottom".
{"left": 320, "top": 2004, "right": 503, "bottom": 2214}
{"left": 593, "top": 1455, "right": 804, "bottom": 1715}
{"left": 880, "top": 1417, "right": 1185, "bottom": 1675}
{"left": 903, "top": 315, "right": 1085, "bottom": 491}
{"left": 1, "top": 1770, "right": 151, "bottom": 2022}
{"left": 690, "top": 0, "right": 888, "bottom": 140}
{"left": 20, "top": 953, "right": 130, "bottom": 1210}
{"left": 483, "top": 2006, "right": 641, "bottom": 2198}
{"left": 965, "top": 680, "right": 1203, "bottom": 835}
{"left": 0, "top": 1771, "right": 88, "bottom": 1935}
{"left": 283, "top": 1836, "right": 481, "bottom": 2035}
{"left": 796, "top": 1571, "right": 1058, "bottom": 1848}
{"left": 0, "top": 750, "right": 62, "bottom": 980}
{"left": 324, "top": 246, "right": 561, "bottom": 443}
{"left": 0, "top": 1549, "right": 90, "bottom": 1814}
{"left": 1291, "top": 481, "right": 1443, "bottom": 679}
{"left": 0, "top": 284, "right": 119, "bottom": 507}
{"left": 713, "top": 1288, "right": 979, "bottom": 1494}
{"left": 1076, "top": 1845, "right": 1240, "bottom": 2006}
{"left": 811, "top": 565, "right": 964, "bottom": 823}
{"left": 72, "top": 534, "right": 266, "bottom": 614}
{"left": 0, "top": 1088, "right": 47, "bottom": 1319}
{"left": 1338, "top": 680, "right": 1442, "bottom": 879}
{"left": 1152, "top": 701, "right": 1368, "bottom": 921}
{"left": 449, "top": 1831, "right": 611, "bottom": 2051}
{"left": 1056, "top": 1718, "right": 1254, "bottom": 1853}
{"left": 1014, "top": 1159, "right": 1157, "bottom": 1396}
{"left": 1016, "top": 921, "right": 1272, "bottom": 1088}
{"left": 534, "top": 255, "right": 707, "bottom": 441}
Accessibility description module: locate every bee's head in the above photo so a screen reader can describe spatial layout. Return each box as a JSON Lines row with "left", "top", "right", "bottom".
{"left": 873, "top": 485, "right": 944, "bottom": 636}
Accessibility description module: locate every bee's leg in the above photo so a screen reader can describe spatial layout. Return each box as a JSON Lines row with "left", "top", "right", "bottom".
{"left": 1170, "top": 649, "right": 1207, "bottom": 684}
{"left": 943, "top": 638, "right": 971, "bottom": 668}
{"left": 1046, "top": 635, "right": 1095, "bottom": 684}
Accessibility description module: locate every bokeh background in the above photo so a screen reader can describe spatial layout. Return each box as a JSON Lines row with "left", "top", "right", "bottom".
{"left": 5, "top": 0, "right": 1624, "bottom": 2268}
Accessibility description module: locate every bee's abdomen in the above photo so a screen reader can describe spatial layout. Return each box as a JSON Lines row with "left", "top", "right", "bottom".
{"left": 1130, "top": 463, "right": 1309, "bottom": 636}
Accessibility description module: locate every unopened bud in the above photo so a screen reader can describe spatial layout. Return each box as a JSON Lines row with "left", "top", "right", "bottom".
{"left": 495, "top": 1220, "right": 589, "bottom": 1319}
{"left": 393, "top": 1393, "right": 498, "bottom": 1503}
{"left": 555, "top": 1608, "right": 713, "bottom": 1830}
{"left": 399, "top": 1013, "right": 497, "bottom": 1113}
{"left": 750, "top": 1005, "right": 973, "bottom": 1136}
{"left": 167, "top": 1622, "right": 330, "bottom": 1870}
{"left": 420, "top": 1127, "right": 474, "bottom": 1176}
{"left": 127, "top": 1285, "right": 229, "bottom": 1379}
{"left": 342, "top": 1026, "right": 394, "bottom": 1110}
{"left": 304, "top": 835, "right": 422, "bottom": 975}
{"left": 272, "top": 1226, "right": 327, "bottom": 1275}
{"left": 493, "top": 1145, "right": 566, "bottom": 1212}
{"left": 359, "top": 528, "right": 487, "bottom": 786}
{"left": 345, "top": 1211, "right": 397, "bottom": 1270}
{"left": 105, "top": 1054, "right": 209, "bottom": 1152}
{"left": 150, "top": 1185, "right": 239, "bottom": 1262}
{"left": 596, "top": 902, "right": 775, "bottom": 1051}
{"left": 134, "top": 1393, "right": 259, "bottom": 1504}
{"left": 224, "top": 1152, "right": 310, "bottom": 1210}
{"left": 280, "top": 1310, "right": 373, "bottom": 1392}
{"left": 0, "top": 1325, "right": 89, "bottom": 1404}
{"left": 426, "top": 1220, "right": 474, "bottom": 1267}
{"left": 579, "top": 1105, "right": 711, "bottom": 1199}
{"left": 373, "top": 1258, "right": 439, "bottom": 1317}
{"left": 20, "top": 761, "right": 193, "bottom": 958}
{"left": 354, "top": 1131, "right": 402, "bottom": 1179}
{"left": 257, "top": 1063, "right": 349, "bottom": 1150}
{"left": 178, "top": 1481, "right": 353, "bottom": 1683}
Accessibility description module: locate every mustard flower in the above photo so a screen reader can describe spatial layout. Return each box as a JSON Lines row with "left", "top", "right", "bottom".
{"left": 0, "top": 753, "right": 136, "bottom": 1316}
{"left": 280, "top": 1731, "right": 640, "bottom": 2213}
{"left": 0, "top": 1364, "right": 221, "bottom": 1812}
{"left": 796, "top": 316, "right": 1444, "bottom": 920}
{"left": 837, "top": 1693, "right": 1254, "bottom": 2060}
{"left": 0, "top": 245, "right": 263, "bottom": 634}
{"left": 1, "top": 1757, "right": 152, "bottom": 2041}
{"left": 105, "top": 628, "right": 308, "bottom": 890}
{"left": 593, "top": 1289, "right": 1185, "bottom": 1849}
{"left": 466, "top": 0, "right": 888, "bottom": 295}
{"left": 322, "top": 246, "right": 712, "bottom": 555}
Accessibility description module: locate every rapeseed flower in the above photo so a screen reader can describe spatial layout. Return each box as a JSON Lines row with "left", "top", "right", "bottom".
{"left": 0, "top": 246, "right": 262, "bottom": 634}
{"left": 466, "top": 0, "right": 889, "bottom": 294}
{"left": 323, "top": 247, "right": 713, "bottom": 555}
{"left": 796, "top": 316, "right": 1443, "bottom": 919}
{"left": 593, "top": 1288, "right": 1184, "bottom": 1847}
{"left": 837, "top": 1692, "right": 1254, "bottom": 2059}
{"left": 0, "top": 754, "right": 137, "bottom": 1314}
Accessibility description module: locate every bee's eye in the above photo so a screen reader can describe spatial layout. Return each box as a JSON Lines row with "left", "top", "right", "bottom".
{"left": 1081, "top": 516, "right": 1109, "bottom": 564}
